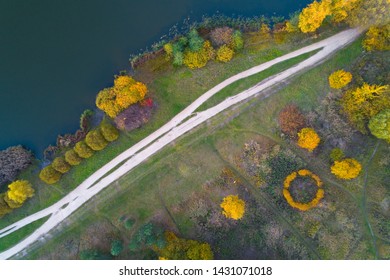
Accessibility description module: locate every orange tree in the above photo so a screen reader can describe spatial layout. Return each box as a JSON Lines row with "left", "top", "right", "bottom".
{"left": 328, "top": 70, "right": 353, "bottom": 89}
{"left": 283, "top": 169, "right": 324, "bottom": 211}
{"left": 331, "top": 158, "right": 362, "bottom": 180}
{"left": 278, "top": 104, "right": 307, "bottom": 138}
{"left": 297, "top": 128, "right": 321, "bottom": 152}
{"left": 220, "top": 195, "right": 245, "bottom": 220}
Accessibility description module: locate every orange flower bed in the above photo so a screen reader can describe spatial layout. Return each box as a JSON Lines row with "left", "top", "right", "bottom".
{"left": 283, "top": 169, "right": 324, "bottom": 211}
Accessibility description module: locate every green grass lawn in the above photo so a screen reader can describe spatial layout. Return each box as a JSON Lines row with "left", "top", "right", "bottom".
{"left": 17, "top": 35, "right": 389, "bottom": 260}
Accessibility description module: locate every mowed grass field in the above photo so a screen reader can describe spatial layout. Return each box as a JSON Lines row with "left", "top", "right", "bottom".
{"left": 0, "top": 28, "right": 341, "bottom": 254}
{"left": 17, "top": 36, "right": 390, "bottom": 259}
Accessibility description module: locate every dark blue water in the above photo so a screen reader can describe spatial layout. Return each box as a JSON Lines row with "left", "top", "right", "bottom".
{"left": 0, "top": 0, "right": 311, "bottom": 156}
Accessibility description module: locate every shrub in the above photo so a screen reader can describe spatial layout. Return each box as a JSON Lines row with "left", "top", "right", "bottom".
{"left": 216, "top": 45, "right": 234, "bottom": 62}
{"left": 114, "top": 103, "right": 153, "bottom": 131}
{"left": 85, "top": 130, "right": 108, "bottom": 151}
{"left": 278, "top": 104, "right": 307, "bottom": 138}
{"left": 328, "top": 70, "right": 353, "bottom": 89}
{"left": 368, "top": 109, "right": 390, "bottom": 142}
{"left": 297, "top": 128, "right": 321, "bottom": 152}
{"left": 4, "top": 180, "right": 34, "bottom": 208}
{"left": 124, "top": 218, "right": 135, "bottom": 230}
{"left": 64, "top": 150, "right": 82, "bottom": 166}
{"left": 0, "top": 145, "right": 33, "bottom": 186}
{"left": 331, "top": 158, "right": 362, "bottom": 180}
{"left": 210, "top": 26, "right": 234, "bottom": 47}
{"left": 39, "top": 165, "right": 62, "bottom": 185}
{"left": 100, "top": 121, "right": 119, "bottom": 142}
{"left": 74, "top": 141, "right": 94, "bottom": 159}
{"left": 52, "top": 157, "right": 71, "bottom": 174}
{"left": 220, "top": 195, "right": 245, "bottom": 220}
{"left": 330, "top": 148, "right": 345, "bottom": 162}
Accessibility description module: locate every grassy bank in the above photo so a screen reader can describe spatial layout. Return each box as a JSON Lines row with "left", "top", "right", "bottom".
{"left": 19, "top": 36, "right": 389, "bottom": 260}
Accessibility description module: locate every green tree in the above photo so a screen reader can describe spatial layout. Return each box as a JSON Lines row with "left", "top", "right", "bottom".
{"left": 330, "top": 148, "right": 345, "bottom": 162}
{"left": 368, "top": 109, "right": 390, "bottom": 142}
{"left": 74, "top": 141, "right": 94, "bottom": 159}
{"left": 85, "top": 130, "right": 108, "bottom": 151}
{"left": 110, "top": 240, "right": 124, "bottom": 256}
{"left": 187, "top": 29, "right": 204, "bottom": 52}
{"left": 64, "top": 149, "right": 82, "bottom": 166}
{"left": 52, "top": 157, "right": 71, "bottom": 174}
{"left": 100, "top": 122, "right": 119, "bottom": 142}
{"left": 39, "top": 165, "right": 62, "bottom": 185}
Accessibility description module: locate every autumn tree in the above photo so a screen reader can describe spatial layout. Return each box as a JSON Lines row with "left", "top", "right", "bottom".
{"left": 216, "top": 45, "right": 234, "bottom": 62}
{"left": 64, "top": 149, "right": 82, "bottom": 166}
{"left": 220, "top": 195, "right": 245, "bottom": 220}
{"left": 368, "top": 109, "right": 390, "bottom": 142}
{"left": 331, "top": 158, "right": 362, "bottom": 179}
{"left": 183, "top": 41, "right": 214, "bottom": 69}
{"left": 346, "top": 0, "right": 390, "bottom": 27}
{"left": 363, "top": 24, "right": 390, "bottom": 51}
{"left": 297, "top": 128, "right": 321, "bottom": 152}
{"left": 4, "top": 180, "right": 34, "bottom": 208}
{"left": 298, "top": 0, "right": 332, "bottom": 33}
{"left": 74, "top": 141, "right": 94, "bottom": 159}
{"left": 278, "top": 104, "right": 307, "bottom": 138}
{"left": 210, "top": 27, "right": 234, "bottom": 47}
{"left": 39, "top": 165, "right": 62, "bottom": 184}
{"left": 100, "top": 121, "right": 119, "bottom": 142}
{"left": 0, "top": 194, "right": 12, "bottom": 217}
{"left": 0, "top": 145, "right": 33, "bottom": 186}
{"left": 96, "top": 76, "right": 148, "bottom": 118}
{"left": 341, "top": 83, "right": 390, "bottom": 133}
{"left": 52, "top": 157, "right": 71, "bottom": 174}
{"left": 85, "top": 129, "right": 108, "bottom": 151}
{"left": 158, "top": 231, "right": 214, "bottom": 260}
{"left": 328, "top": 70, "right": 353, "bottom": 89}
{"left": 330, "top": 0, "right": 359, "bottom": 23}
{"left": 96, "top": 88, "right": 121, "bottom": 118}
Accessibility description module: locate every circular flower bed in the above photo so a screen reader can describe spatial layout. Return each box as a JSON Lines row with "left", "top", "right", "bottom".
{"left": 283, "top": 169, "right": 324, "bottom": 211}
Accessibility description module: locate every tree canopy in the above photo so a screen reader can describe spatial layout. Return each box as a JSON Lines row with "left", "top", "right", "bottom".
{"left": 368, "top": 109, "right": 390, "bottom": 142}
{"left": 4, "top": 180, "right": 34, "bottom": 208}
{"left": 220, "top": 195, "right": 245, "bottom": 220}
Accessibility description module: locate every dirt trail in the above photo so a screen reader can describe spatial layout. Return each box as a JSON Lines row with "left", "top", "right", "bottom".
{"left": 0, "top": 28, "right": 361, "bottom": 259}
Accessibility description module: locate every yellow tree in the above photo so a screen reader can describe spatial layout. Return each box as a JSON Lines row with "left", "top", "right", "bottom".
{"left": 39, "top": 165, "right": 62, "bottom": 185}
{"left": 4, "top": 180, "right": 34, "bottom": 208}
{"left": 298, "top": 0, "right": 332, "bottom": 33}
{"left": 216, "top": 45, "right": 235, "bottom": 62}
{"left": 158, "top": 231, "right": 214, "bottom": 260}
{"left": 328, "top": 70, "right": 353, "bottom": 89}
{"left": 363, "top": 24, "right": 390, "bottom": 51}
{"left": 220, "top": 195, "right": 245, "bottom": 220}
{"left": 96, "top": 88, "right": 122, "bottom": 118}
{"left": 297, "top": 128, "right": 321, "bottom": 152}
{"left": 331, "top": 158, "right": 362, "bottom": 179}
{"left": 341, "top": 83, "right": 390, "bottom": 132}
{"left": 346, "top": 0, "right": 390, "bottom": 27}
{"left": 330, "top": 0, "right": 359, "bottom": 23}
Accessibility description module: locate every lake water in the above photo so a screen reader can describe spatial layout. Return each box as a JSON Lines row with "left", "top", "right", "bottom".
{"left": 0, "top": 0, "right": 311, "bottom": 157}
